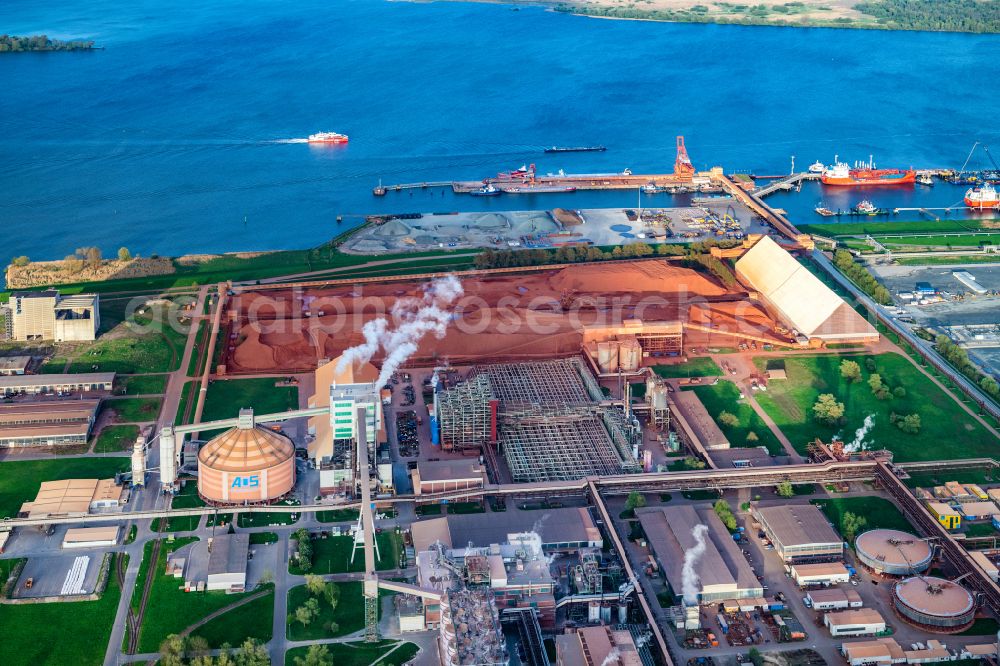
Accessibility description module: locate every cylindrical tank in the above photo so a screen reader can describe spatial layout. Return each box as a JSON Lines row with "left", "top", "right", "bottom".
{"left": 597, "top": 342, "right": 619, "bottom": 373}
{"left": 649, "top": 383, "right": 669, "bottom": 411}
{"left": 619, "top": 338, "right": 641, "bottom": 372}
{"left": 198, "top": 410, "right": 296, "bottom": 503}
{"left": 856, "top": 529, "right": 933, "bottom": 576}
{"left": 892, "top": 576, "right": 975, "bottom": 633}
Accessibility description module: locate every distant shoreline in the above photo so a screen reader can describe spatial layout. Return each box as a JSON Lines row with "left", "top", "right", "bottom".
{"left": 0, "top": 34, "right": 98, "bottom": 53}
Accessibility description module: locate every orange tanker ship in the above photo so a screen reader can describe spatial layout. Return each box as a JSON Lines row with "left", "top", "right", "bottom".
{"left": 821, "top": 156, "right": 915, "bottom": 187}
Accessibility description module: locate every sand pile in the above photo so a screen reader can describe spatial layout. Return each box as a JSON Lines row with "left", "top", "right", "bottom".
{"left": 548, "top": 261, "right": 727, "bottom": 296}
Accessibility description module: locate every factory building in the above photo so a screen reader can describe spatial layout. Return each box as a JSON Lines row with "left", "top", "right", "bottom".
{"left": 855, "top": 529, "right": 933, "bottom": 576}
{"left": 958, "top": 501, "right": 998, "bottom": 521}
{"left": 926, "top": 502, "right": 961, "bottom": 530}
{"left": 892, "top": 576, "right": 976, "bottom": 633}
{"left": 841, "top": 638, "right": 907, "bottom": 666}
{"left": 638, "top": 505, "right": 762, "bottom": 604}
{"left": 197, "top": 409, "right": 296, "bottom": 504}
{"left": 753, "top": 504, "right": 843, "bottom": 563}
{"left": 969, "top": 551, "right": 999, "bottom": 583}
{"left": 556, "top": 625, "right": 643, "bottom": 666}
{"left": 307, "top": 355, "right": 386, "bottom": 495}
{"left": 411, "top": 459, "right": 487, "bottom": 496}
{"left": 790, "top": 562, "right": 850, "bottom": 587}
{"left": 0, "top": 398, "right": 100, "bottom": 448}
{"left": 671, "top": 390, "right": 730, "bottom": 450}
{"left": 824, "top": 608, "right": 887, "bottom": 637}
{"left": 807, "top": 587, "right": 864, "bottom": 611}
{"left": 0, "top": 356, "right": 31, "bottom": 375}
{"left": 582, "top": 320, "right": 684, "bottom": 375}
{"left": 206, "top": 533, "right": 249, "bottom": 592}
{"left": 63, "top": 526, "right": 120, "bottom": 549}
{"left": 19, "top": 478, "right": 126, "bottom": 519}
{"left": 8, "top": 290, "right": 99, "bottom": 342}
{"left": 734, "top": 236, "right": 878, "bottom": 344}
{"left": 0, "top": 372, "right": 115, "bottom": 396}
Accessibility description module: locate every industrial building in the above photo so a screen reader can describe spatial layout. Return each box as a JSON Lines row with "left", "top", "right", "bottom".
{"left": 411, "top": 507, "right": 603, "bottom": 555}
{"left": 841, "top": 637, "right": 907, "bottom": 666}
{"left": 855, "top": 529, "right": 933, "bottom": 576}
{"left": 734, "top": 236, "right": 878, "bottom": 344}
{"left": 807, "top": 587, "right": 864, "bottom": 610}
{"left": 434, "top": 358, "right": 640, "bottom": 482}
{"left": 7, "top": 290, "right": 100, "bottom": 342}
{"left": 307, "top": 356, "right": 387, "bottom": 495}
{"left": 582, "top": 320, "right": 684, "bottom": 375}
{"left": 670, "top": 390, "right": 731, "bottom": 450}
{"left": 206, "top": 533, "right": 249, "bottom": 592}
{"left": 0, "top": 372, "right": 115, "bottom": 396}
{"left": 63, "top": 526, "right": 120, "bottom": 549}
{"left": 411, "top": 459, "right": 487, "bottom": 496}
{"left": 197, "top": 409, "right": 296, "bottom": 504}
{"left": 958, "top": 501, "right": 998, "bottom": 521}
{"left": 970, "top": 551, "right": 999, "bottom": 583}
{"left": 0, "top": 398, "right": 100, "bottom": 448}
{"left": 926, "top": 501, "right": 962, "bottom": 530}
{"left": 19, "top": 478, "right": 125, "bottom": 519}
{"left": 438, "top": 587, "right": 507, "bottom": 666}
{"left": 752, "top": 504, "right": 843, "bottom": 563}
{"left": 892, "top": 576, "right": 976, "bottom": 633}
{"left": 556, "top": 625, "right": 643, "bottom": 666}
{"left": 824, "top": 608, "right": 887, "bottom": 637}
{"left": 638, "top": 505, "right": 762, "bottom": 604}
{"left": 789, "top": 562, "right": 850, "bottom": 587}
{"left": 708, "top": 446, "right": 776, "bottom": 469}
{"left": 0, "top": 356, "right": 31, "bottom": 375}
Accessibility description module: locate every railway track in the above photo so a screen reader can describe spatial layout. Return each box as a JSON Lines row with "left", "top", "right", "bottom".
{"left": 127, "top": 539, "right": 161, "bottom": 655}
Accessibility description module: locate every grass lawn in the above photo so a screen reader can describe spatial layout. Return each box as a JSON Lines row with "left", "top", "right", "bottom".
{"left": 753, "top": 353, "right": 999, "bottom": 461}
{"left": 905, "top": 469, "right": 996, "bottom": 489}
{"left": 102, "top": 397, "right": 162, "bottom": 423}
{"left": 291, "top": 532, "right": 405, "bottom": 575}
{"left": 896, "top": 254, "right": 1000, "bottom": 266}
{"left": 237, "top": 499, "right": 300, "bottom": 528}
{"left": 688, "top": 381, "right": 784, "bottom": 455}
{"left": 284, "top": 641, "right": 419, "bottom": 666}
{"left": 65, "top": 302, "right": 188, "bottom": 374}
{"left": 416, "top": 504, "right": 443, "bottom": 516}
{"left": 682, "top": 489, "right": 720, "bottom": 501}
{"left": 798, "top": 219, "right": 993, "bottom": 237}
{"left": 160, "top": 482, "right": 205, "bottom": 532}
{"left": 0, "top": 456, "right": 129, "bottom": 518}
{"left": 250, "top": 531, "right": 279, "bottom": 545}
{"left": 187, "top": 320, "right": 210, "bottom": 377}
{"left": 811, "top": 496, "right": 914, "bottom": 537}
{"left": 316, "top": 508, "right": 359, "bottom": 523}
{"left": 175, "top": 380, "right": 197, "bottom": 426}
{"left": 964, "top": 523, "right": 999, "bottom": 538}
{"left": 960, "top": 617, "right": 1000, "bottom": 636}
{"left": 93, "top": 424, "right": 140, "bottom": 453}
{"left": 0, "top": 553, "right": 125, "bottom": 666}
{"left": 137, "top": 538, "right": 260, "bottom": 652}
{"left": 119, "top": 374, "right": 168, "bottom": 395}
{"left": 38, "top": 357, "right": 68, "bottom": 373}
{"left": 447, "top": 501, "right": 485, "bottom": 514}
{"left": 191, "top": 586, "right": 274, "bottom": 648}
{"left": 201, "top": 378, "right": 298, "bottom": 438}
{"left": 652, "top": 357, "right": 722, "bottom": 378}
{"left": 286, "top": 582, "right": 368, "bottom": 641}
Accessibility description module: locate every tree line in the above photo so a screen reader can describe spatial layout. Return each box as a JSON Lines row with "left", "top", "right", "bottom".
{"left": 935, "top": 334, "right": 1000, "bottom": 402}
{"left": 854, "top": 0, "right": 1000, "bottom": 33}
{"left": 832, "top": 249, "right": 892, "bottom": 305}
{"left": 0, "top": 35, "right": 96, "bottom": 52}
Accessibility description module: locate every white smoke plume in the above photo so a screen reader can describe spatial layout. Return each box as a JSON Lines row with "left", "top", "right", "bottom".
{"left": 842, "top": 414, "right": 876, "bottom": 453}
{"left": 336, "top": 275, "right": 463, "bottom": 386}
{"left": 600, "top": 648, "right": 621, "bottom": 666}
{"left": 682, "top": 524, "right": 709, "bottom": 606}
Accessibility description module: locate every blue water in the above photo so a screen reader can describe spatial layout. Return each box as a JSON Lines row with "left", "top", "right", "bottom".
{"left": 3, "top": 0, "right": 1000, "bottom": 263}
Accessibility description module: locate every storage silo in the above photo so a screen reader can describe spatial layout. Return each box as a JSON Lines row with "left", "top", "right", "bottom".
{"left": 892, "top": 576, "right": 976, "bottom": 633}
{"left": 197, "top": 408, "right": 296, "bottom": 504}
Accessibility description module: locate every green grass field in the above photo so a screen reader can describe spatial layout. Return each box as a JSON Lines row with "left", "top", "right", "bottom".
{"left": 159, "top": 482, "right": 205, "bottom": 532}
{"left": 652, "top": 357, "right": 722, "bottom": 378}
{"left": 285, "top": 582, "right": 368, "bottom": 641}
{"left": 237, "top": 498, "right": 300, "bottom": 528}
{"left": 136, "top": 538, "right": 261, "bottom": 652}
{"left": 316, "top": 509, "right": 359, "bottom": 523}
{"left": 895, "top": 254, "right": 1000, "bottom": 266}
{"left": 190, "top": 586, "right": 274, "bottom": 648}
{"left": 799, "top": 219, "right": 995, "bottom": 237}
{"left": 65, "top": 334, "right": 177, "bottom": 374}
{"left": 0, "top": 553, "right": 125, "bottom": 666}
{"left": 811, "top": 496, "right": 915, "bottom": 536}
{"left": 904, "top": 468, "right": 996, "bottom": 489}
{"left": 284, "top": 641, "right": 419, "bottom": 666}
{"left": 38, "top": 357, "right": 69, "bottom": 373}
{"left": 187, "top": 320, "right": 210, "bottom": 377}
{"left": 688, "top": 381, "right": 784, "bottom": 455}
{"left": 874, "top": 233, "right": 1000, "bottom": 248}
{"left": 102, "top": 397, "right": 163, "bottom": 423}
{"left": 119, "top": 374, "right": 168, "bottom": 395}
{"left": 291, "top": 532, "right": 405, "bottom": 575}
{"left": 964, "top": 523, "right": 999, "bottom": 538}
{"left": 175, "top": 380, "right": 197, "bottom": 426}
{"left": 200, "top": 378, "right": 299, "bottom": 437}
{"left": 93, "top": 424, "right": 140, "bottom": 453}
{"left": 0, "top": 457, "right": 130, "bottom": 518}
{"left": 753, "top": 353, "right": 998, "bottom": 461}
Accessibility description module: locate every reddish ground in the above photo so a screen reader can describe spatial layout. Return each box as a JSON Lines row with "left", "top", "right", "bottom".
{"left": 223, "top": 261, "right": 781, "bottom": 373}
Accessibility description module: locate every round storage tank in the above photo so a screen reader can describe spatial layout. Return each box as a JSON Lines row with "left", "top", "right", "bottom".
{"left": 197, "top": 409, "right": 296, "bottom": 504}
{"left": 892, "top": 576, "right": 975, "bottom": 633}
{"left": 856, "top": 529, "right": 933, "bottom": 576}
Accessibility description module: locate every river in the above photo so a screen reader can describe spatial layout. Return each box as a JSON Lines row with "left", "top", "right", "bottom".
{"left": 2, "top": 0, "right": 999, "bottom": 262}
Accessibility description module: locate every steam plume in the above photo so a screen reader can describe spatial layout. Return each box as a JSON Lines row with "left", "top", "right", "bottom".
{"left": 336, "top": 275, "right": 463, "bottom": 386}
{"left": 600, "top": 648, "right": 621, "bottom": 666}
{"left": 842, "top": 414, "right": 875, "bottom": 453}
{"left": 682, "top": 524, "right": 709, "bottom": 606}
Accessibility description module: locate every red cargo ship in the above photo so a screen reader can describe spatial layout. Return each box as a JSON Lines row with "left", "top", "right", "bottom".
{"left": 821, "top": 156, "right": 915, "bottom": 187}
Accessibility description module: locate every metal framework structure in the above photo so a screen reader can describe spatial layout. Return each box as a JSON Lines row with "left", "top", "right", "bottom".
{"left": 437, "top": 374, "right": 493, "bottom": 450}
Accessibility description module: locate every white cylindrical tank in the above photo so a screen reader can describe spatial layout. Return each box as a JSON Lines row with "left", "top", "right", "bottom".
{"left": 619, "top": 338, "right": 641, "bottom": 371}
{"left": 597, "top": 342, "right": 619, "bottom": 373}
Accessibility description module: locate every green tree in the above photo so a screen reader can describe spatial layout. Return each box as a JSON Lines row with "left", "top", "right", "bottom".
{"left": 234, "top": 638, "right": 270, "bottom": 666}
{"left": 305, "top": 573, "right": 326, "bottom": 597}
{"left": 746, "top": 431, "right": 759, "bottom": 444}
{"left": 897, "top": 413, "right": 922, "bottom": 434}
{"left": 683, "top": 456, "right": 706, "bottom": 470}
{"left": 776, "top": 481, "right": 794, "bottom": 498}
{"left": 718, "top": 410, "right": 740, "bottom": 428}
{"left": 324, "top": 580, "right": 341, "bottom": 609}
{"left": 893, "top": 386, "right": 906, "bottom": 398}
{"left": 713, "top": 499, "right": 738, "bottom": 531}
{"left": 749, "top": 647, "right": 763, "bottom": 666}
{"left": 295, "top": 598, "right": 320, "bottom": 627}
{"left": 159, "top": 635, "right": 186, "bottom": 666}
{"left": 868, "top": 373, "right": 883, "bottom": 392}
{"left": 118, "top": 247, "right": 132, "bottom": 261}
{"left": 981, "top": 376, "right": 1000, "bottom": 397}
{"left": 295, "top": 644, "right": 333, "bottom": 666}
{"left": 625, "top": 491, "right": 647, "bottom": 511}
{"left": 841, "top": 512, "right": 867, "bottom": 542}
{"left": 840, "top": 359, "right": 862, "bottom": 383}
{"left": 812, "top": 393, "right": 845, "bottom": 425}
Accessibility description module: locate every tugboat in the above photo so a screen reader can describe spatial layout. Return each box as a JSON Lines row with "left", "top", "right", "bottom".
{"left": 809, "top": 160, "right": 826, "bottom": 174}
{"left": 965, "top": 184, "right": 1000, "bottom": 209}
{"left": 307, "top": 131, "right": 349, "bottom": 144}
{"left": 852, "top": 200, "right": 882, "bottom": 216}
{"left": 814, "top": 203, "right": 836, "bottom": 217}
{"left": 917, "top": 173, "right": 934, "bottom": 186}
{"left": 470, "top": 183, "right": 501, "bottom": 197}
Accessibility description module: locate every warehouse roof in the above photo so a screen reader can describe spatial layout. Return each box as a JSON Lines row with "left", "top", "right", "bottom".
{"left": 842, "top": 638, "right": 904, "bottom": 662}
{"left": 958, "top": 501, "right": 998, "bottom": 517}
{"left": 735, "top": 236, "right": 877, "bottom": 340}
{"left": 792, "top": 562, "right": 849, "bottom": 577}
{"left": 0, "top": 373, "right": 115, "bottom": 388}
{"left": 0, "top": 423, "right": 92, "bottom": 439}
{"left": 927, "top": 501, "right": 961, "bottom": 517}
{"left": 208, "top": 533, "right": 250, "bottom": 576}
{"left": 416, "top": 459, "right": 486, "bottom": 483}
{"left": 672, "top": 390, "right": 730, "bottom": 449}
{"left": 411, "top": 517, "right": 453, "bottom": 554}
{"left": 0, "top": 399, "right": 100, "bottom": 423}
{"left": 826, "top": 608, "right": 885, "bottom": 627}
{"left": 19, "top": 478, "right": 123, "bottom": 518}
{"left": 755, "top": 504, "right": 841, "bottom": 547}
{"left": 64, "top": 526, "right": 119, "bottom": 544}
{"left": 412, "top": 507, "right": 600, "bottom": 554}
{"left": 808, "top": 587, "right": 863, "bottom": 605}
{"left": 0, "top": 356, "right": 31, "bottom": 373}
